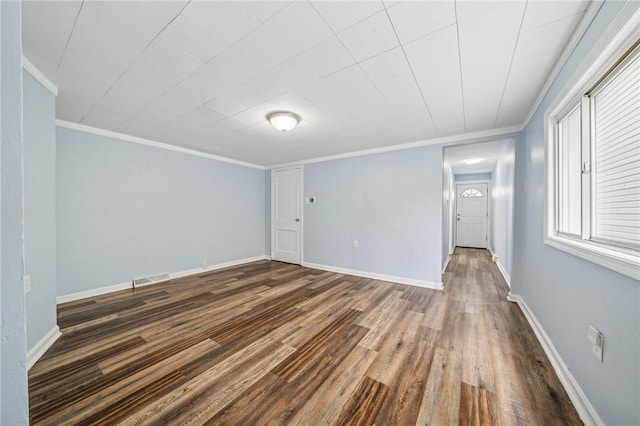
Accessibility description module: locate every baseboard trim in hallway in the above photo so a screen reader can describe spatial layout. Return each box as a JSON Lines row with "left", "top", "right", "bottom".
{"left": 487, "top": 247, "right": 511, "bottom": 287}
{"left": 508, "top": 292, "right": 603, "bottom": 426}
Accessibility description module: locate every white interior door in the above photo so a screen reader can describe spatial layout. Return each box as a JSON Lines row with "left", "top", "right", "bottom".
{"left": 456, "top": 183, "right": 488, "bottom": 248}
{"left": 272, "top": 167, "right": 302, "bottom": 264}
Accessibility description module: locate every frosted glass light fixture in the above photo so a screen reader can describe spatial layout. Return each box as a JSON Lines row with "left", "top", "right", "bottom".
{"left": 267, "top": 111, "right": 301, "bottom": 133}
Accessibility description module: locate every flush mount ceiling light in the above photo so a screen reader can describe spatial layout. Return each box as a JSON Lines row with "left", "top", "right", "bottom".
{"left": 463, "top": 158, "right": 483, "bottom": 164}
{"left": 267, "top": 111, "right": 301, "bottom": 133}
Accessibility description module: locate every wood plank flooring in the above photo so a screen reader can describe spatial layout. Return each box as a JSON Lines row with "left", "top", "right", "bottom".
{"left": 29, "top": 248, "right": 582, "bottom": 425}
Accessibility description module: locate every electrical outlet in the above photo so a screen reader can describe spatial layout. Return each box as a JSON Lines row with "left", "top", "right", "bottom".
{"left": 588, "top": 326, "right": 604, "bottom": 362}
{"left": 352, "top": 240, "right": 359, "bottom": 248}
{"left": 24, "top": 275, "right": 32, "bottom": 294}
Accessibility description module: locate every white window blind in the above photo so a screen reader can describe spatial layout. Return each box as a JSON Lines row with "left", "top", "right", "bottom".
{"left": 591, "top": 46, "right": 640, "bottom": 248}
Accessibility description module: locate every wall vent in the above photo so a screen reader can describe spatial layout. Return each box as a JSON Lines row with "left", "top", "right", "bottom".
{"left": 132, "top": 273, "right": 171, "bottom": 288}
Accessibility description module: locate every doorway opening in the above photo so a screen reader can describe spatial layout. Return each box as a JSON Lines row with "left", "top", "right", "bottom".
{"left": 442, "top": 139, "right": 516, "bottom": 286}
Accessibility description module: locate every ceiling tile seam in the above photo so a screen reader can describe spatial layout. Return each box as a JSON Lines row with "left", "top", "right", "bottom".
{"left": 79, "top": 0, "right": 194, "bottom": 124}
{"left": 231, "top": 0, "right": 268, "bottom": 26}
{"left": 457, "top": 2, "right": 507, "bottom": 24}
{"left": 209, "top": 18, "right": 342, "bottom": 107}
{"left": 308, "top": 0, "right": 414, "bottom": 136}
{"left": 55, "top": 0, "right": 85, "bottom": 74}
{"left": 307, "top": 0, "right": 384, "bottom": 35}
{"left": 91, "top": 0, "right": 290, "bottom": 130}
{"left": 453, "top": 1, "right": 467, "bottom": 131}
{"left": 103, "top": 9, "right": 268, "bottom": 130}
{"left": 493, "top": 1, "right": 529, "bottom": 128}
{"left": 113, "top": 0, "right": 392, "bottom": 135}
{"left": 383, "top": 5, "right": 439, "bottom": 135}
{"left": 307, "top": 1, "right": 375, "bottom": 66}
{"left": 399, "top": 22, "right": 458, "bottom": 47}
{"left": 524, "top": 10, "right": 591, "bottom": 35}
{"left": 106, "top": 2, "right": 304, "bottom": 131}
{"left": 236, "top": 0, "right": 293, "bottom": 25}
{"left": 520, "top": 1, "right": 604, "bottom": 131}
{"left": 305, "top": 0, "right": 376, "bottom": 66}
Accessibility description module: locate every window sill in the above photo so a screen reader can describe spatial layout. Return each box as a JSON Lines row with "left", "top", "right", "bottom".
{"left": 544, "top": 235, "right": 639, "bottom": 281}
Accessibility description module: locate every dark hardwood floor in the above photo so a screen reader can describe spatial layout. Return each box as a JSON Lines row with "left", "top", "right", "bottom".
{"left": 29, "top": 248, "right": 582, "bottom": 425}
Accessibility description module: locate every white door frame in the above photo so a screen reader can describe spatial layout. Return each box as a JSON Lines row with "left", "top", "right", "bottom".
{"left": 453, "top": 179, "right": 491, "bottom": 249}
{"left": 270, "top": 165, "right": 304, "bottom": 264}
{"left": 448, "top": 174, "right": 455, "bottom": 256}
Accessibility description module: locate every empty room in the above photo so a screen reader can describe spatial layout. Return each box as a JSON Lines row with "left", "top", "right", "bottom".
{"left": 1, "top": 0, "right": 638, "bottom": 424}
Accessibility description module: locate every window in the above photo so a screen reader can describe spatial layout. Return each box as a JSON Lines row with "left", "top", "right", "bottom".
{"left": 556, "top": 104, "right": 582, "bottom": 236}
{"left": 545, "top": 29, "right": 639, "bottom": 280}
{"left": 461, "top": 188, "right": 483, "bottom": 198}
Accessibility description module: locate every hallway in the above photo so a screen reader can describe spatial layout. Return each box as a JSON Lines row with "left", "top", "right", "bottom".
{"left": 442, "top": 248, "right": 580, "bottom": 425}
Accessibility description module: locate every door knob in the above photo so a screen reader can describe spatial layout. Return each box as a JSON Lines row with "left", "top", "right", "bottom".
{"left": 295, "top": 218, "right": 300, "bottom": 222}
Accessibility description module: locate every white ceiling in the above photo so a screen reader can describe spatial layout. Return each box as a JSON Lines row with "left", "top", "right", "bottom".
{"left": 444, "top": 139, "right": 510, "bottom": 174}
{"left": 22, "top": 0, "right": 589, "bottom": 166}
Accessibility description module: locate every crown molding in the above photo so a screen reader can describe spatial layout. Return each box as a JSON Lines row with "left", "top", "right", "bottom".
{"left": 21, "top": 55, "right": 58, "bottom": 96}
{"left": 55, "top": 120, "right": 267, "bottom": 170}
{"left": 268, "top": 125, "right": 522, "bottom": 169}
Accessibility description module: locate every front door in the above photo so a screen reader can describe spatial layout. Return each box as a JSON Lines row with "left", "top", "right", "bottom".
{"left": 456, "top": 183, "right": 488, "bottom": 248}
{"left": 272, "top": 167, "right": 302, "bottom": 264}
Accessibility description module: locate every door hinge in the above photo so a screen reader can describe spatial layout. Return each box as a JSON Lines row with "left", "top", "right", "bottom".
{"left": 582, "top": 161, "right": 591, "bottom": 174}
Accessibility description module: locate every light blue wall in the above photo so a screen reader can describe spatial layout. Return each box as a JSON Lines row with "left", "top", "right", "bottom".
{"left": 1, "top": 0, "right": 29, "bottom": 423}
{"left": 23, "top": 71, "right": 57, "bottom": 351}
{"left": 454, "top": 172, "right": 492, "bottom": 182}
{"left": 56, "top": 127, "right": 266, "bottom": 296}
{"left": 512, "top": 1, "right": 639, "bottom": 424}
{"left": 304, "top": 146, "right": 442, "bottom": 284}
{"left": 490, "top": 139, "right": 515, "bottom": 281}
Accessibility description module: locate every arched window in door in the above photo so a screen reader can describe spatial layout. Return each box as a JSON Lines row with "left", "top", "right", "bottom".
{"left": 460, "top": 188, "right": 483, "bottom": 198}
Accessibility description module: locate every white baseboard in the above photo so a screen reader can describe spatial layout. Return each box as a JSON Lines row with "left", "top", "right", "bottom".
{"left": 57, "top": 281, "right": 132, "bottom": 304}
{"left": 442, "top": 255, "right": 451, "bottom": 274}
{"left": 303, "top": 262, "right": 444, "bottom": 290}
{"left": 495, "top": 258, "right": 511, "bottom": 288}
{"left": 487, "top": 247, "right": 510, "bottom": 288}
{"left": 507, "top": 293, "right": 603, "bottom": 426}
{"left": 27, "top": 326, "right": 61, "bottom": 370}
{"left": 169, "top": 255, "right": 269, "bottom": 280}
{"left": 57, "top": 255, "right": 271, "bottom": 304}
